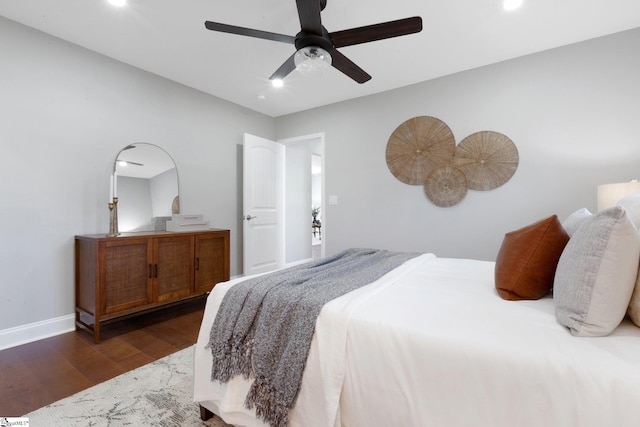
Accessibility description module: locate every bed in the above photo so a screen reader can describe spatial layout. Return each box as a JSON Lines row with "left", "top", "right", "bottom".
{"left": 193, "top": 207, "right": 640, "bottom": 427}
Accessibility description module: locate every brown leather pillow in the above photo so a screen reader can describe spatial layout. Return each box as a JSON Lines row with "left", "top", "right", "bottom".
{"left": 495, "top": 215, "right": 570, "bottom": 300}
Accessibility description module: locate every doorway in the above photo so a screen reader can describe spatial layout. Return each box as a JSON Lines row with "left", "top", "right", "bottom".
{"left": 311, "top": 154, "right": 322, "bottom": 260}
{"left": 242, "top": 132, "right": 325, "bottom": 275}
{"left": 281, "top": 133, "right": 325, "bottom": 265}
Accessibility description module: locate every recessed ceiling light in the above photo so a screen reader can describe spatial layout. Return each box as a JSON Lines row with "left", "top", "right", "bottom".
{"left": 271, "top": 79, "right": 284, "bottom": 88}
{"left": 108, "top": 0, "right": 127, "bottom": 7}
{"left": 503, "top": 0, "right": 523, "bottom": 11}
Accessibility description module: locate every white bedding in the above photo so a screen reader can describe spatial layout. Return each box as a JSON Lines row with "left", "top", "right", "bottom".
{"left": 193, "top": 254, "right": 640, "bottom": 427}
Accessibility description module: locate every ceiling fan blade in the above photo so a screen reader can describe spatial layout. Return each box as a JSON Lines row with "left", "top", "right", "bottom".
{"left": 204, "top": 21, "right": 295, "bottom": 44}
{"left": 329, "top": 16, "right": 422, "bottom": 48}
{"left": 269, "top": 53, "right": 297, "bottom": 81}
{"left": 330, "top": 49, "right": 371, "bottom": 84}
{"left": 295, "top": 0, "right": 323, "bottom": 35}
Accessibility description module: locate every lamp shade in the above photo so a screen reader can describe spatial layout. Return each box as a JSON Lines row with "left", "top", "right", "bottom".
{"left": 597, "top": 181, "right": 640, "bottom": 211}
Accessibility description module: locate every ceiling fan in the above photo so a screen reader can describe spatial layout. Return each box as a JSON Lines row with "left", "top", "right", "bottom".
{"left": 204, "top": 0, "right": 422, "bottom": 84}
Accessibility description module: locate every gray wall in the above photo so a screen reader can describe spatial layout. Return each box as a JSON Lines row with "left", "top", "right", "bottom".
{"left": 0, "top": 16, "right": 274, "bottom": 336}
{"left": 275, "top": 28, "right": 640, "bottom": 261}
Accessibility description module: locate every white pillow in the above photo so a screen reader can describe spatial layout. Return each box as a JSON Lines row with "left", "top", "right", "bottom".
{"left": 554, "top": 206, "right": 640, "bottom": 337}
{"left": 562, "top": 207, "right": 592, "bottom": 237}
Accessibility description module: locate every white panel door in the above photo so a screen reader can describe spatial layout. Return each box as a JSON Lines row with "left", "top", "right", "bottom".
{"left": 243, "top": 133, "right": 284, "bottom": 275}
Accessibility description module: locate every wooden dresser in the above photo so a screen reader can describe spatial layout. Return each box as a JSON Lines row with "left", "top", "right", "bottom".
{"left": 75, "top": 229, "right": 230, "bottom": 343}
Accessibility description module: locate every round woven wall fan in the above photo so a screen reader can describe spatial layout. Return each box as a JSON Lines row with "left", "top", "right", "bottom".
{"left": 424, "top": 166, "right": 468, "bottom": 207}
{"left": 386, "top": 116, "right": 456, "bottom": 185}
{"left": 453, "top": 131, "right": 518, "bottom": 191}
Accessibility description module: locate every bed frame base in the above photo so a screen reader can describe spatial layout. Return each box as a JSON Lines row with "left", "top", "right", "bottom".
{"left": 199, "top": 404, "right": 214, "bottom": 421}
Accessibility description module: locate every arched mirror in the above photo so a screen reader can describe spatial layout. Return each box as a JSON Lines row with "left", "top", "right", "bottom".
{"left": 113, "top": 143, "right": 179, "bottom": 232}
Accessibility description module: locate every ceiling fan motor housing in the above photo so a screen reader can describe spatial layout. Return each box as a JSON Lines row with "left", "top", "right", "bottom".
{"left": 295, "top": 28, "right": 333, "bottom": 51}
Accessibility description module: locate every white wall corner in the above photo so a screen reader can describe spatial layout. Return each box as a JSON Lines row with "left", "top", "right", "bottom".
{"left": 0, "top": 315, "right": 76, "bottom": 351}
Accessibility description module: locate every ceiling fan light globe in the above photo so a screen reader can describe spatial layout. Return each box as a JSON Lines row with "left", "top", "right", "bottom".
{"left": 294, "top": 46, "right": 332, "bottom": 77}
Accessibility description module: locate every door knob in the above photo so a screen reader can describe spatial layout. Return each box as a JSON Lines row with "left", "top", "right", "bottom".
{"left": 244, "top": 215, "right": 257, "bottom": 221}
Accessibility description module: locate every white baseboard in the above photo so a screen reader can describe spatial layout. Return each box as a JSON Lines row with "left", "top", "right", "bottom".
{"left": 285, "top": 258, "right": 313, "bottom": 268}
{"left": 0, "top": 314, "right": 75, "bottom": 351}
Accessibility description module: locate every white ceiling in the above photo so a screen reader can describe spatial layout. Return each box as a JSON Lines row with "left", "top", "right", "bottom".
{"left": 1, "top": 0, "right": 640, "bottom": 117}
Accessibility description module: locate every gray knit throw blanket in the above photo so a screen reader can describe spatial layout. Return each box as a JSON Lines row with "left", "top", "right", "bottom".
{"left": 207, "top": 248, "right": 419, "bottom": 427}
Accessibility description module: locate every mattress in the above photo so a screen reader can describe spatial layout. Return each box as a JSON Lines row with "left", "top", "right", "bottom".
{"left": 193, "top": 254, "right": 640, "bottom": 427}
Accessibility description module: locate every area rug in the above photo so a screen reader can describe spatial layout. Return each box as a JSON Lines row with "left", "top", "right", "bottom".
{"left": 25, "top": 345, "right": 231, "bottom": 426}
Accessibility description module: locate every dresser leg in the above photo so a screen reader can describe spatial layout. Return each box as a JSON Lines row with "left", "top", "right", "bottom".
{"left": 94, "top": 321, "right": 101, "bottom": 344}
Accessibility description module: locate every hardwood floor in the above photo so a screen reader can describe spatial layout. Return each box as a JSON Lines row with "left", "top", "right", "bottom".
{"left": 0, "top": 299, "right": 206, "bottom": 417}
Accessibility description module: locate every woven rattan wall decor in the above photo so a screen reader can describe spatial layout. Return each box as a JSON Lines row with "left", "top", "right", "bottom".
{"left": 423, "top": 166, "right": 468, "bottom": 207}
{"left": 385, "top": 116, "right": 456, "bottom": 185}
{"left": 453, "top": 131, "right": 519, "bottom": 191}
{"left": 386, "top": 117, "right": 518, "bottom": 207}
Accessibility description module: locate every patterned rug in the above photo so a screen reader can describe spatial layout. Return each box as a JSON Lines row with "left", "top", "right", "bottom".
{"left": 25, "top": 346, "right": 231, "bottom": 426}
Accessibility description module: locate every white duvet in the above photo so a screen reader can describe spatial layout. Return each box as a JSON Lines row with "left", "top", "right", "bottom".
{"left": 193, "top": 255, "right": 640, "bottom": 427}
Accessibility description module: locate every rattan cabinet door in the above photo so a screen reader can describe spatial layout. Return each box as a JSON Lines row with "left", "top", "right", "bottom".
{"left": 155, "top": 234, "right": 194, "bottom": 303}
{"left": 195, "top": 231, "right": 230, "bottom": 294}
{"left": 100, "top": 237, "right": 153, "bottom": 315}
